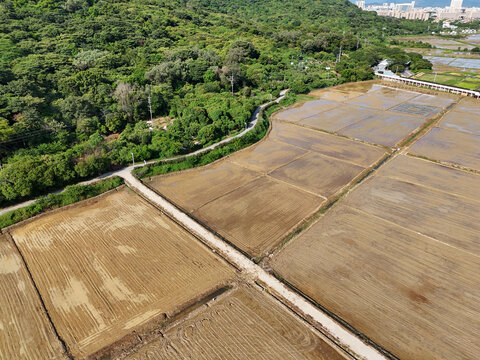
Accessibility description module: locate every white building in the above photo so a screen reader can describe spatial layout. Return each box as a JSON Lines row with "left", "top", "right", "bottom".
{"left": 355, "top": 1, "right": 365, "bottom": 10}
{"left": 450, "top": 0, "right": 463, "bottom": 10}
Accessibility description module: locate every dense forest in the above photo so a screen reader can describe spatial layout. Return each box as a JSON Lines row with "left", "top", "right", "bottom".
{"left": 0, "top": 0, "right": 433, "bottom": 206}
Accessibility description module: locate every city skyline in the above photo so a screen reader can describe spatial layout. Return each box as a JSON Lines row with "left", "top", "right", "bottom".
{"left": 350, "top": 0, "right": 477, "bottom": 7}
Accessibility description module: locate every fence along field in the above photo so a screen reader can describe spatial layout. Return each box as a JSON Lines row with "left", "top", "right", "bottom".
{"left": 271, "top": 154, "right": 480, "bottom": 360}
{"left": 0, "top": 234, "right": 67, "bottom": 360}
{"left": 126, "top": 285, "right": 348, "bottom": 360}
{"left": 8, "top": 187, "right": 235, "bottom": 358}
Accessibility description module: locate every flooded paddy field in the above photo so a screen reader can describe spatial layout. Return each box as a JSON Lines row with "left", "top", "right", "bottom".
{"left": 409, "top": 98, "right": 480, "bottom": 171}
{"left": 396, "top": 36, "right": 476, "bottom": 50}
{"left": 275, "top": 84, "right": 456, "bottom": 147}
{"left": 126, "top": 285, "right": 348, "bottom": 360}
{"left": 337, "top": 112, "right": 425, "bottom": 147}
{"left": 271, "top": 154, "right": 480, "bottom": 360}
{"left": 0, "top": 234, "right": 67, "bottom": 360}
{"left": 8, "top": 187, "right": 235, "bottom": 358}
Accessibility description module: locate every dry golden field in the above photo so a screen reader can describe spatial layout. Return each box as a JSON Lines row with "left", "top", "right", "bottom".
{"left": 9, "top": 187, "right": 235, "bottom": 358}
{"left": 194, "top": 176, "right": 323, "bottom": 256}
{"left": 0, "top": 234, "right": 67, "bottom": 360}
{"left": 126, "top": 285, "right": 347, "bottom": 360}
{"left": 271, "top": 154, "right": 480, "bottom": 360}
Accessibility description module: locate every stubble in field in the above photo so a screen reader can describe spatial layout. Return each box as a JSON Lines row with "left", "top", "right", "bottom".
{"left": 271, "top": 155, "right": 480, "bottom": 360}
{"left": 126, "top": 286, "right": 347, "bottom": 360}
{"left": 0, "top": 235, "right": 67, "bottom": 360}
{"left": 195, "top": 176, "right": 323, "bottom": 257}
{"left": 9, "top": 188, "right": 235, "bottom": 358}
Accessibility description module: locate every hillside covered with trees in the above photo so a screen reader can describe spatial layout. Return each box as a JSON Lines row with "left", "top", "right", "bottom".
{"left": 0, "top": 0, "right": 432, "bottom": 206}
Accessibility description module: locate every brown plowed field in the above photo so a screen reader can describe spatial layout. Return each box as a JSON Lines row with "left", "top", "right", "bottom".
{"left": 338, "top": 112, "right": 426, "bottom": 147}
{"left": 194, "top": 176, "right": 323, "bottom": 257}
{"left": 269, "top": 152, "right": 364, "bottom": 197}
{"left": 271, "top": 155, "right": 480, "bottom": 360}
{"left": 9, "top": 188, "right": 235, "bottom": 358}
{"left": 147, "top": 161, "right": 260, "bottom": 212}
{"left": 298, "top": 104, "right": 380, "bottom": 132}
{"left": 229, "top": 139, "right": 308, "bottom": 173}
{"left": 271, "top": 206, "right": 480, "bottom": 360}
{"left": 455, "top": 97, "right": 480, "bottom": 114}
{"left": 343, "top": 170, "right": 480, "bottom": 255}
{"left": 269, "top": 122, "right": 386, "bottom": 167}
{"left": 0, "top": 235, "right": 67, "bottom": 360}
{"left": 150, "top": 115, "right": 386, "bottom": 257}
{"left": 126, "top": 286, "right": 347, "bottom": 360}
{"left": 376, "top": 155, "right": 480, "bottom": 201}
{"left": 438, "top": 110, "right": 480, "bottom": 135}
{"left": 409, "top": 127, "right": 480, "bottom": 171}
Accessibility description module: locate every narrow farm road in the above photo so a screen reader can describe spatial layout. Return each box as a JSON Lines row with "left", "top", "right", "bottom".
{"left": 119, "top": 168, "right": 388, "bottom": 360}
{"left": 0, "top": 90, "right": 288, "bottom": 216}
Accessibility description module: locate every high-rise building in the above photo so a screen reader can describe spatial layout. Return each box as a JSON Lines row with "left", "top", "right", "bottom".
{"left": 450, "top": 0, "right": 463, "bottom": 9}
{"left": 355, "top": 1, "right": 366, "bottom": 10}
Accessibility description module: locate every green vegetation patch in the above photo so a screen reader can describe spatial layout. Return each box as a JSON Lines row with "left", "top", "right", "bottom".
{"left": 0, "top": 177, "right": 124, "bottom": 229}
{"left": 456, "top": 81, "right": 479, "bottom": 90}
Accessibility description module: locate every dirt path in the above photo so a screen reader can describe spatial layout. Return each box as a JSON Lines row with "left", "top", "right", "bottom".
{"left": 0, "top": 91, "right": 288, "bottom": 216}
{"left": 119, "top": 168, "right": 387, "bottom": 360}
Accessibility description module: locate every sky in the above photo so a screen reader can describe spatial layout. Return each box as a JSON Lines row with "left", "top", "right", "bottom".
{"left": 349, "top": 0, "right": 478, "bottom": 7}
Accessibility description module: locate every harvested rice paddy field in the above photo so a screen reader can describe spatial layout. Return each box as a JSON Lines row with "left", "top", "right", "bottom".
{"left": 271, "top": 154, "right": 480, "bottom": 360}
{"left": 126, "top": 285, "right": 347, "bottom": 360}
{"left": 8, "top": 187, "right": 235, "bottom": 358}
{"left": 0, "top": 234, "right": 67, "bottom": 360}
{"left": 409, "top": 97, "right": 480, "bottom": 171}
{"left": 3, "top": 81, "right": 478, "bottom": 359}
{"left": 149, "top": 84, "right": 401, "bottom": 257}
{"left": 148, "top": 83, "right": 461, "bottom": 258}
{"left": 278, "top": 84, "right": 457, "bottom": 147}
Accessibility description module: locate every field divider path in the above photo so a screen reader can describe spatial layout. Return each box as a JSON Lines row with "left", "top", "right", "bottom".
{"left": 3, "top": 231, "right": 74, "bottom": 359}
{"left": 118, "top": 168, "right": 388, "bottom": 360}
{"left": 0, "top": 91, "right": 289, "bottom": 217}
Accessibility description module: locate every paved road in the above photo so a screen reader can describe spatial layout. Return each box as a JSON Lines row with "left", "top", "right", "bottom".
{"left": 0, "top": 90, "right": 288, "bottom": 216}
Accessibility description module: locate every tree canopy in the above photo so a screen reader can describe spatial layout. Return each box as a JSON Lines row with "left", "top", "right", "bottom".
{"left": 0, "top": 0, "right": 433, "bottom": 206}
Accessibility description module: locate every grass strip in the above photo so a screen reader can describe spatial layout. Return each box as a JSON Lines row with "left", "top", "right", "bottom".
{"left": 0, "top": 177, "right": 124, "bottom": 229}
